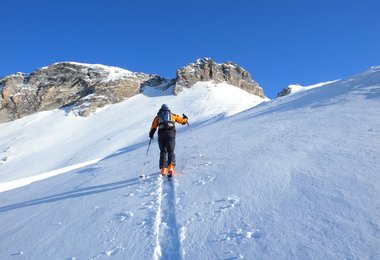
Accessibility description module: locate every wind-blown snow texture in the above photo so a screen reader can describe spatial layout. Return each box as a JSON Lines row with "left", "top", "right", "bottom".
{"left": 0, "top": 68, "right": 380, "bottom": 259}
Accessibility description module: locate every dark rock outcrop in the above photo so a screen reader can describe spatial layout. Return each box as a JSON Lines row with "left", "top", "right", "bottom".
{"left": 277, "top": 86, "right": 293, "bottom": 97}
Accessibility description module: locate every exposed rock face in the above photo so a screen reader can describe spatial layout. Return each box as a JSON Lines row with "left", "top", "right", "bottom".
{"left": 0, "top": 58, "right": 265, "bottom": 123}
{"left": 277, "top": 86, "right": 293, "bottom": 97}
{"left": 0, "top": 62, "right": 167, "bottom": 122}
{"left": 174, "top": 58, "right": 265, "bottom": 98}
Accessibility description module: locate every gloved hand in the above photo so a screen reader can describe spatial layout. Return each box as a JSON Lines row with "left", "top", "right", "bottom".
{"left": 149, "top": 128, "right": 156, "bottom": 139}
{"left": 182, "top": 114, "right": 188, "bottom": 125}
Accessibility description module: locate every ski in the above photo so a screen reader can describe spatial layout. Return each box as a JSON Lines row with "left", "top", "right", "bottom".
{"left": 139, "top": 170, "right": 174, "bottom": 179}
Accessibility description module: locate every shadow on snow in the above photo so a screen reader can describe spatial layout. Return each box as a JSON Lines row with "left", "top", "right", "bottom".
{"left": 0, "top": 176, "right": 146, "bottom": 213}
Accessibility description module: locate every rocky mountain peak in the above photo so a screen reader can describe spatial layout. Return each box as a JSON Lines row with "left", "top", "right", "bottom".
{"left": 0, "top": 62, "right": 167, "bottom": 122}
{"left": 174, "top": 58, "right": 265, "bottom": 98}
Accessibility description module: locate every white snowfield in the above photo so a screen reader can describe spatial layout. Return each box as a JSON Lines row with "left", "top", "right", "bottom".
{"left": 0, "top": 67, "right": 379, "bottom": 259}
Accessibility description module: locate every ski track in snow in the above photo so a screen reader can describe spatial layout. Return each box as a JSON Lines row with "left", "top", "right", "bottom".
{"left": 153, "top": 175, "right": 182, "bottom": 260}
{"left": 153, "top": 175, "right": 163, "bottom": 259}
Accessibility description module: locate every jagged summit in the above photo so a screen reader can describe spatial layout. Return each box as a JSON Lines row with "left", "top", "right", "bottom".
{"left": 0, "top": 58, "right": 265, "bottom": 123}
{"left": 174, "top": 57, "right": 265, "bottom": 98}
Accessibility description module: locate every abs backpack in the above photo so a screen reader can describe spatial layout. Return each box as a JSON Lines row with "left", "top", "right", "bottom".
{"left": 158, "top": 109, "right": 175, "bottom": 129}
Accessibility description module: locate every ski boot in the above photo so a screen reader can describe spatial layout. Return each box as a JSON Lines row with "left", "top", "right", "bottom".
{"left": 167, "top": 164, "right": 174, "bottom": 178}
{"left": 160, "top": 167, "right": 167, "bottom": 176}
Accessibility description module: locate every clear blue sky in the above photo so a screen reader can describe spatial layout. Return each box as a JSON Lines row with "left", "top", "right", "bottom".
{"left": 1, "top": 0, "right": 379, "bottom": 98}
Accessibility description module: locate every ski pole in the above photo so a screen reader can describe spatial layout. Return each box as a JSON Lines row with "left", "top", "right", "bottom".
{"left": 185, "top": 120, "right": 203, "bottom": 157}
{"left": 140, "top": 138, "right": 152, "bottom": 178}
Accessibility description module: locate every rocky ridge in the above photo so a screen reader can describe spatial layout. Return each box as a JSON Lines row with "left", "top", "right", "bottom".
{"left": 0, "top": 58, "right": 265, "bottom": 123}
{"left": 175, "top": 58, "right": 264, "bottom": 97}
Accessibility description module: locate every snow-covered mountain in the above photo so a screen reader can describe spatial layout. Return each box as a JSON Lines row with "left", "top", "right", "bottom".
{"left": 0, "top": 58, "right": 264, "bottom": 123}
{"left": 0, "top": 66, "right": 379, "bottom": 259}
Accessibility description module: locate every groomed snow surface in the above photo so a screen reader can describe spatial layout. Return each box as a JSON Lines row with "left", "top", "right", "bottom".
{"left": 0, "top": 68, "right": 380, "bottom": 259}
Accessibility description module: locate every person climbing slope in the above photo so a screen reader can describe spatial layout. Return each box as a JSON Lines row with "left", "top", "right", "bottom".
{"left": 149, "top": 104, "right": 188, "bottom": 177}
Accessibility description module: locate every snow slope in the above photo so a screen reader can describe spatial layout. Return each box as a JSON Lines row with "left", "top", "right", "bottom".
{"left": 0, "top": 67, "right": 380, "bottom": 259}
